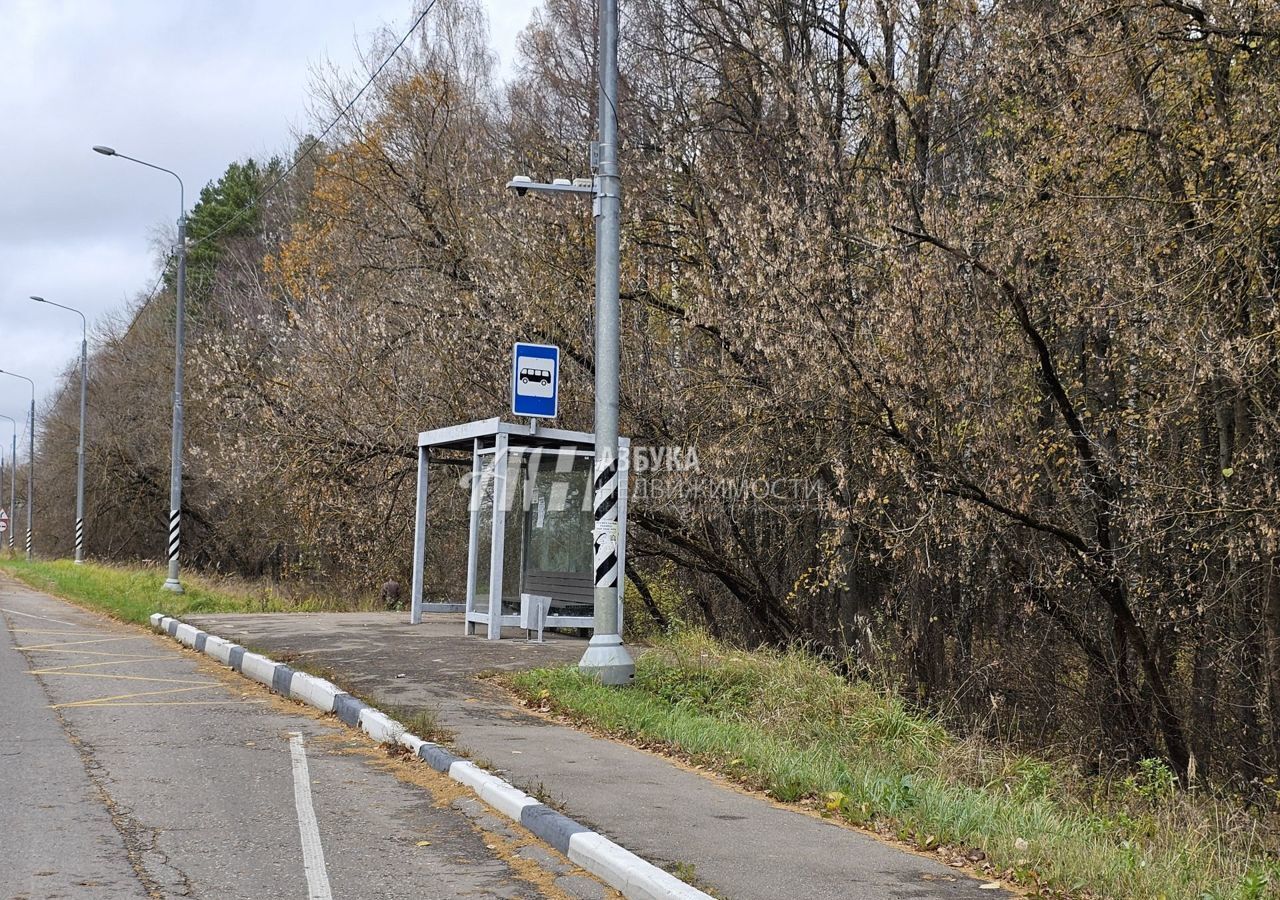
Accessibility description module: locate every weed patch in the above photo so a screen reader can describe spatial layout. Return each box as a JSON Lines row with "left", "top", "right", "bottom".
{"left": 388, "top": 705, "right": 455, "bottom": 745}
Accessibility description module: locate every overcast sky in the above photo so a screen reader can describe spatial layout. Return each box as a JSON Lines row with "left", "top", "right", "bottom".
{"left": 0, "top": 0, "right": 539, "bottom": 447}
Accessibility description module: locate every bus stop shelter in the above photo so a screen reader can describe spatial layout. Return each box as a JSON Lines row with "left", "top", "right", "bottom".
{"left": 408, "top": 418, "right": 627, "bottom": 639}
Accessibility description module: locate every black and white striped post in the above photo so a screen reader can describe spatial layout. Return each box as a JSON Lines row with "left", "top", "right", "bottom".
{"left": 576, "top": 0, "right": 635, "bottom": 684}
{"left": 0, "top": 370, "right": 36, "bottom": 561}
{"left": 592, "top": 458, "right": 620, "bottom": 593}
{"left": 167, "top": 507, "right": 180, "bottom": 571}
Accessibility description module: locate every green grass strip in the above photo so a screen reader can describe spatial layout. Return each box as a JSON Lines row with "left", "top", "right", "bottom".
{"left": 0, "top": 558, "right": 358, "bottom": 624}
{"left": 507, "top": 636, "right": 1278, "bottom": 900}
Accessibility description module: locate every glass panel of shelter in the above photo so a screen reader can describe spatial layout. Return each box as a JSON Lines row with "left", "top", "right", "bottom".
{"left": 469, "top": 444, "right": 596, "bottom": 625}
{"left": 520, "top": 450, "right": 595, "bottom": 617}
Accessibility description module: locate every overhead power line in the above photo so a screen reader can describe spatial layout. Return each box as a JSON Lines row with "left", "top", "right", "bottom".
{"left": 193, "top": 0, "right": 439, "bottom": 249}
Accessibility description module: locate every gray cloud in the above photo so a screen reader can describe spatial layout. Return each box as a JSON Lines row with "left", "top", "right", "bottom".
{"left": 0, "top": 0, "right": 538, "bottom": 443}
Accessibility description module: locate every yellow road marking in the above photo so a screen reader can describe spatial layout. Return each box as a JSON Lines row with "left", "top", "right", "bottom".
{"left": 53, "top": 685, "right": 219, "bottom": 709}
{"left": 28, "top": 657, "right": 174, "bottom": 673}
{"left": 30, "top": 671, "right": 212, "bottom": 686}
{"left": 57, "top": 700, "right": 269, "bottom": 708}
{"left": 14, "top": 647, "right": 159, "bottom": 658}
{"left": 20, "top": 636, "right": 149, "bottom": 651}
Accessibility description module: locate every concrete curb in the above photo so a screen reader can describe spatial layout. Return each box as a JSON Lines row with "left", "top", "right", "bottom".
{"left": 150, "top": 613, "right": 711, "bottom": 900}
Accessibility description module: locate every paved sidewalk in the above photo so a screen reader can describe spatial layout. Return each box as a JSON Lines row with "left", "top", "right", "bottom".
{"left": 187, "top": 611, "right": 1011, "bottom": 900}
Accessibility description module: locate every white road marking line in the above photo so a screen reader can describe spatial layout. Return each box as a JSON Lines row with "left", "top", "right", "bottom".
{"left": 289, "top": 732, "right": 334, "bottom": 900}
{"left": 12, "top": 629, "right": 118, "bottom": 635}
{"left": 0, "top": 607, "right": 82, "bottom": 627}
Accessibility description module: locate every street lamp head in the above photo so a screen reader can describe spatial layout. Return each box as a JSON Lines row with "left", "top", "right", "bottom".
{"left": 92, "top": 145, "right": 117, "bottom": 156}
{"left": 510, "top": 175, "right": 531, "bottom": 197}
{"left": 30, "top": 296, "right": 45, "bottom": 303}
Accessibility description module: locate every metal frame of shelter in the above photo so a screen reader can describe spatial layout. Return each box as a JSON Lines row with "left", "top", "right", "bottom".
{"left": 408, "top": 418, "right": 628, "bottom": 639}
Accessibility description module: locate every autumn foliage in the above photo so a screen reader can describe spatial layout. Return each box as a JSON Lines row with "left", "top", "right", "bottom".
{"left": 29, "top": 0, "right": 1280, "bottom": 790}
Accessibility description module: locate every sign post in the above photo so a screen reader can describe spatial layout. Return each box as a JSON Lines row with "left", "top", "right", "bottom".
{"left": 501, "top": 0, "right": 636, "bottom": 685}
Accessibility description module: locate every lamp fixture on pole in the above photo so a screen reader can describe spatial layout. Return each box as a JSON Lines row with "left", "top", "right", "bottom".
{"left": 93, "top": 145, "right": 187, "bottom": 591}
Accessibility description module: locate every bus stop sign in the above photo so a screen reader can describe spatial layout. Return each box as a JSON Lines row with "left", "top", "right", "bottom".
{"left": 512, "top": 342, "right": 559, "bottom": 419}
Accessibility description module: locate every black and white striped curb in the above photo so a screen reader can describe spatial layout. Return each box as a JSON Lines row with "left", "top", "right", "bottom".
{"left": 150, "top": 613, "right": 710, "bottom": 900}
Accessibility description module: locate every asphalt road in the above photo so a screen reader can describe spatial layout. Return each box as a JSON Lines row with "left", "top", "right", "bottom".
{"left": 0, "top": 575, "right": 610, "bottom": 900}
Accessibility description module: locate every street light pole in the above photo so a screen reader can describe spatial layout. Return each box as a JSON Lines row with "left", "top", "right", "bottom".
{"left": 0, "top": 370, "right": 36, "bottom": 560}
{"left": 504, "top": 0, "right": 635, "bottom": 683}
{"left": 31, "top": 297, "right": 88, "bottom": 563}
{"left": 0, "top": 414, "right": 14, "bottom": 551}
{"left": 577, "top": 0, "right": 635, "bottom": 684}
{"left": 93, "top": 145, "right": 187, "bottom": 592}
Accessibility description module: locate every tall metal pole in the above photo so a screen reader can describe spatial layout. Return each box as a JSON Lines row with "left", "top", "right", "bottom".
{"left": 26, "top": 394, "right": 33, "bottom": 560}
{"left": 93, "top": 146, "right": 185, "bottom": 591}
{"left": 9, "top": 425, "right": 14, "bottom": 552}
{"left": 77, "top": 331, "right": 87, "bottom": 561}
{"left": 164, "top": 213, "right": 187, "bottom": 591}
{"left": 0, "top": 414, "right": 13, "bottom": 551}
{"left": 579, "top": 0, "right": 635, "bottom": 684}
{"left": 1, "top": 371, "right": 36, "bottom": 560}
{"left": 31, "top": 297, "right": 88, "bottom": 562}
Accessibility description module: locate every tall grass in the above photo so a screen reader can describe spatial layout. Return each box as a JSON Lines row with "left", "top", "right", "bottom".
{"left": 0, "top": 558, "right": 373, "bottom": 624}
{"left": 508, "top": 632, "right": 1278, "bottom": 899}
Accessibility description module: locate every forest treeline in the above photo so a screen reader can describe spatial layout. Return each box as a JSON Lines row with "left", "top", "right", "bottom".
{"left": 24, "top": 0, "right": 1280, "bottom": 790}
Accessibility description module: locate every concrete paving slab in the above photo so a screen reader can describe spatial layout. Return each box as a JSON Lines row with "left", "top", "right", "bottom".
{"left": 188, "top": 612, "right": 1015, "bottom": 900}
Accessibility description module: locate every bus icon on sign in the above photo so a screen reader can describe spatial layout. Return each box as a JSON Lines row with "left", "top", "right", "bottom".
{"left": 512, "top": 343, "right": 559, "bottom": 418}
{"left": 520, "top": 367, "right": 551, "bottom": 386}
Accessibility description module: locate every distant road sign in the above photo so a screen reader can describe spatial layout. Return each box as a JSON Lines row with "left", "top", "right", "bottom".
{"left": 512, "top": 343, "right": 559, "bottom": 419}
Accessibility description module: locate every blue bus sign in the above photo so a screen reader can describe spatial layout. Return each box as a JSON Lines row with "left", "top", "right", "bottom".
{"left": 512, "top": 342, "right": 559, "bottom": 419}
